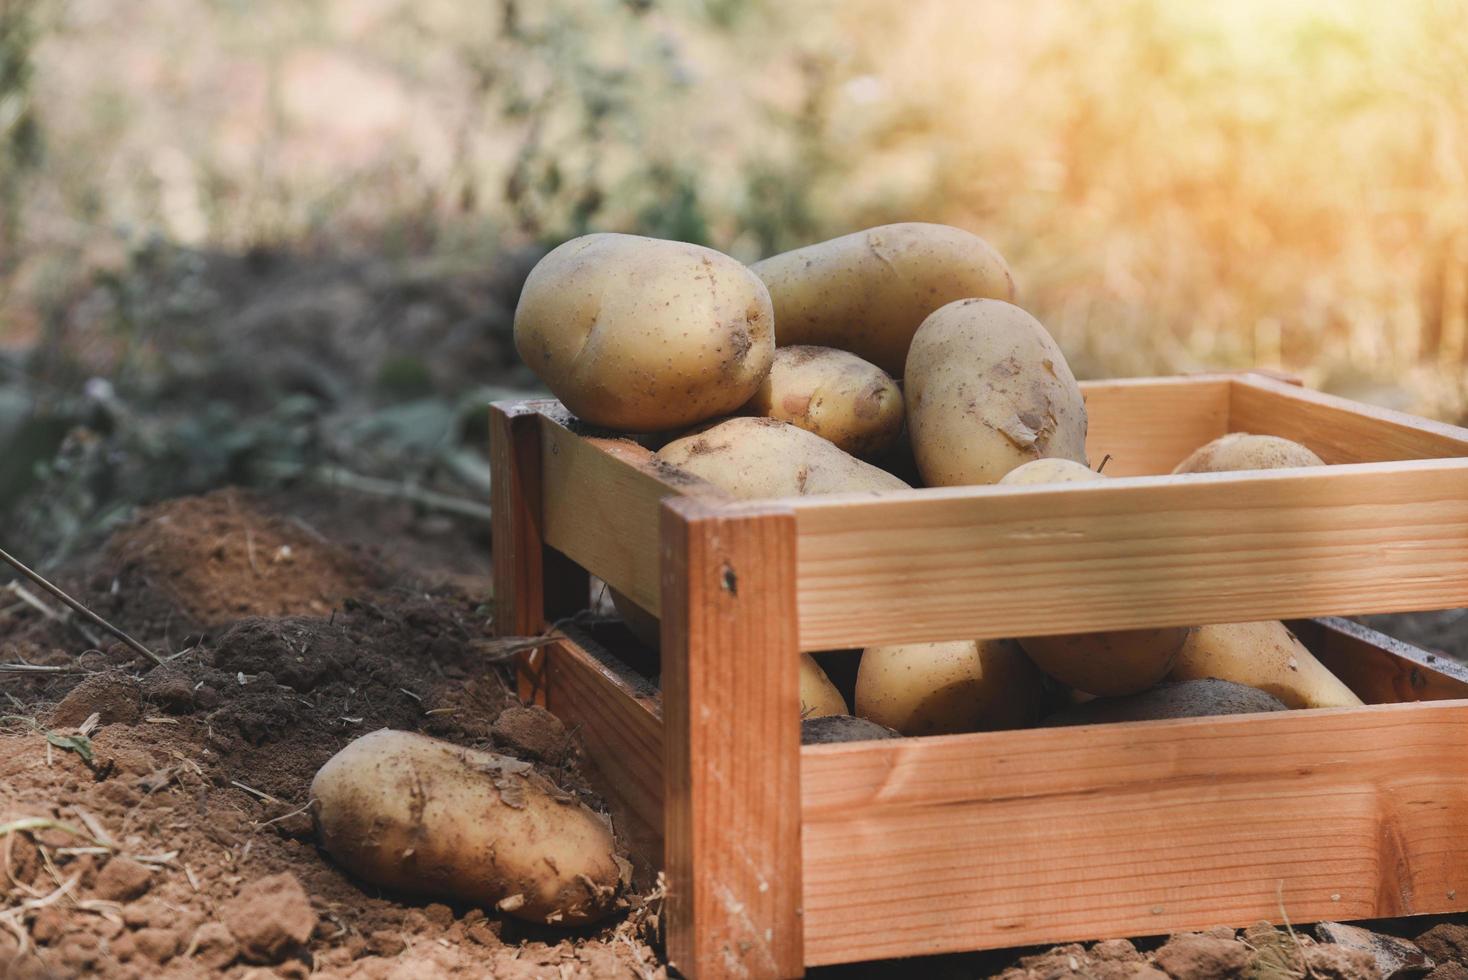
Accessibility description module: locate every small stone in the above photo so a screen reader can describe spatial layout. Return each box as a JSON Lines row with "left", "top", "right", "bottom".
{"left": 1092, "top": 939, "right": 1143, "bottom": 963}
{"left": 1303, "top": 943, "right": 1383, "bottom": 980}
{"left": 491, "top": 705, "right": 571, "bottom": 762}
{"left": 1316, "top": 921, "right": 1432, "bottom": 978}
{"left": 220, "top": 872, "right": 317, "bottom": 964}
{"left": 48, "top": 672, "right": 142, "bottom": 728}
{"left": 423, "top": 903, "right": 454, "bottom": 928}
{"left": 93, "top": 856, "right": 153, "bottom": 902}
{"left": 30, "top": 907, "right": 68, "bottom": 944}
{"left": 140, "top": 664, "right": 196, "bottom": 713}
{"left": 466, "top": 922, "right": 501, "bottom": 948}
{"left": 132, "top": 927, "right": 181, "bottom": 963}
{"left": 1153, "top": 933, "right": 1249, "bottom": 979}
{"left": 1203, "top": 925, "right": 1238, "bottom": 941}
{"left": 367, "top": 930, "right": 406, "bottom": 957}
{"left": 189, "top": 922, "right": 239, "bottom": 970}
{"left": 1419, "top": 925, "right": 1468, "bottom": 968}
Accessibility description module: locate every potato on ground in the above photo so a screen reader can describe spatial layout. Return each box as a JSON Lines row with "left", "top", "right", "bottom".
{"left": 855, "top": 639, "right": 1046, "bottom": 736}
{"left": 1169, "top": 621, "right": 1363, "bottom": 709}
{"left": 905, "top": 299, "right": 1088, "bottom": 486}
{"left": 311, "top": 730, "right": 622, "bottom": 925}
{"left": 743, "top": 346, "right": 904, "bottom": 458}
{"left": 1043, "top": 679, "right": 1288, "bottom": 726}
{"left": 1172, "top": 433, "right": 1324, "bottom": 473}
{"left": 751, "top": 222, "right": 1014, "bottom": 375}
{"left": 514, "top": 233, "right": 774, "bottom": 432}
{"left": 656, "top": 417, "right": 911, "bottom": 498}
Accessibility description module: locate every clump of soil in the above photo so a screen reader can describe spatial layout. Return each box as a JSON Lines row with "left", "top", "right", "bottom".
{"left": 0, "top": 488, "right": 660, "bottom": 979}
{"left": 103, "top": 488, "right": 382, "bottom": 631}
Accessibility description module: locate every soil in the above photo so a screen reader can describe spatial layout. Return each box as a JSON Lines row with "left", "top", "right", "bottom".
{"left": 0, "top": 488, "right": 661, "bottom": 979}
{"left": 2, "top": 486, "right": 1467, "bottom": 979}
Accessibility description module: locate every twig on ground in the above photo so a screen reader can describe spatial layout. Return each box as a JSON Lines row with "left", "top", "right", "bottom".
{"left": 230, "top": 780, "right": 282, "bottom": 805}
{"left": 0, "top": 546, "right": 164, "bottom": 666}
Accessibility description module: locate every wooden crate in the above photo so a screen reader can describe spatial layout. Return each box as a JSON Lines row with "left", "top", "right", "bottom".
{"left": 489, "top": 373, "right": 1468, "bottom": 979}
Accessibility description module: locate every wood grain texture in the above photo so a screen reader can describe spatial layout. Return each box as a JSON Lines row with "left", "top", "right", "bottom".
{"left": 800, "top": 699, "right": 1468, "bottom": 965}
{"left": 541, "top": 625, "right": 664, "bottom": 868}
{"left": 540, "top": 413, "right": 728, "bottom": 618}
{"left": 1294, "top": 617, "right": 1468, "bottom": 703}
{"left": 489, "top": 401, "right": 587, "bottom": 701}
{"left": 790, "top": 458, "right": 1468, "bottom": 649}
{"left": 1081, "top": 376, "right": 1231, "bottom": 476}
{"left": 1230, "top": 375, "right": 1468, "bottom": 462}
{"left": 661, "top": 497, "right": 803, "bottom": 978}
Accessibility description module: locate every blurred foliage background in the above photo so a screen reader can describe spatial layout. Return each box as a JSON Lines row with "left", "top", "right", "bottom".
{"left": 1, "top": 0, "right": 1468, "bottom": 562}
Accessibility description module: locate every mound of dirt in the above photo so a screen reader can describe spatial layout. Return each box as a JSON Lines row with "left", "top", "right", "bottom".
{"left": 103, "top": 488, "right": 382, "bottom": 632}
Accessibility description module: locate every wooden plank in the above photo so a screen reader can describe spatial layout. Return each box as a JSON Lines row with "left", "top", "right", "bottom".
{"left": 1230, "top": 375, "right": 1468, "bottom": 463}
{"left": 1292, "top": 617, "right": 1468, "bottom": 704}
{"left": 661, "top": 498, "right": 804, "bottom": 978}
{"left": 539, "top": 412, "right": 726, "bottom": 618}
{"left": 1081, "top": 376, "right": 1231, "bottom": 477}
{"left": 540, "top": 625, "right": 664, "bottom": 872}
{"left": 489, "top": 401, "right": 588, "bottom": 701}
{"left": 790, "top": 458, "right": 1468, "bottom": 649}
{"left": 800, "top": 700, "right": 1468, "bottom": 965}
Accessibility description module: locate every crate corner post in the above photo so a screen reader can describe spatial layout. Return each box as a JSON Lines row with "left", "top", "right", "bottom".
{"left": 660, "top": 495, "right": 805, "bottom": 979}
{"left": 488, "top": 400, "right": 588, "bottom": 704}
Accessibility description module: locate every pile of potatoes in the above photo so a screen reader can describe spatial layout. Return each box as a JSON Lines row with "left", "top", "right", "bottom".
{"left": 514, "top": 225, "right": 1363, "bottom": 740}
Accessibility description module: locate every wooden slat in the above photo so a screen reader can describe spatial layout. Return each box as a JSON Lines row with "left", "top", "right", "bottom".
{"left": 1292, "top": 617, "right": 1468, "bottom": 703}
{"left": 800, "top": 700, "right": 1468, "bottom": 965}
{"left": 790, "top": 458, "right": 1468, "bottom": 649}
{"left": 541, "top": 626, "right": 664, "bottom": 870}
{"left": 1229, "top": 375, "right": 1468, "bottom": 462}
{"left": 661, "top": 498, "right": 804, "bottom": 978}
{"left": 1081, "top": 376, "right": 1231, "bottom": 476}
{"left": 539, "top": 413, "right": 727, "bottom": 618}
{"left": 489, "top": 401, "right": 588, "bottom": 700}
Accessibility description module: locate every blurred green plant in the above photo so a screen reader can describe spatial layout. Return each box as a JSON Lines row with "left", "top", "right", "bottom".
{"left": 0, "top": 0, "right": 43, "bottom": 270}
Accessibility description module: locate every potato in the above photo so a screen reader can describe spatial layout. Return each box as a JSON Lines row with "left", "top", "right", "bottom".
{"left": 1018, "top": 627, "right": 1191, "bottom": 697}
{"left": 514, "top": 233, "right": 774, "bottom": 432}
{"left": 1168, "top": 621, "right": 1363, "bottom": 709}
{"left": 905, "top": 299, "right": 1088, "bottom": 486}
{"left": 743, "top": 346, "right": 904, "bottom": 458}
{"left": 998, "top": 458, "right": 1103, "bottom": 486}
{"left": 801, "top": 653, "right": 849, "bottom": 718}
{"left": 311, "top": 730, "right": 622, "bottom": 925}
{"left": 1043, "top": 679, "right": 1288, "bottom": 727}
{"left": 855, "top": 639, "right": 1046, "bottom": 736}
{"left": 656, "top": 417, "right": 911, "bottom": 497}
{"left": 1172, "top": 433, "right": 1324, "bottom": 473}
{"left": 751, "top": 223, "right": 1014, "bottom": 375}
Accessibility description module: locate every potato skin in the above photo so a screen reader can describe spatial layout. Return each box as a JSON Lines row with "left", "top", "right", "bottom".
{"left": 1172, "top": 433, "right": 1324, "bottom": 473}
{"left": 751, "top": 223, "right": 1014, "bottom": 375}
{"left": 905, "top": 299, "right": 1088, "bottom": 486}
{"left": 1169, "top": 621, "right": 1363, "bottom": 709}
{"left": 855, "top": 639, "right": 1045, "bottom": 736}
{"left": 743, "top": 346, "right": 904, "bottom": 459}
{"left": 800, "top": 653, "right": 849, "bottom": 718}
{"left": 998, "top": 458, "right": 1103, "bottom": 485}
{"left": 656, "top": 417, "right": 911, "bottom": 498}
{"left": 311, "top": 730, "right": 621, "bottom": 925}
{"left": 1018, "top": 627, "right": 1190, "bottom": 697}
{"left": 514, "top": 233, "right": 774, "bottom": 432}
